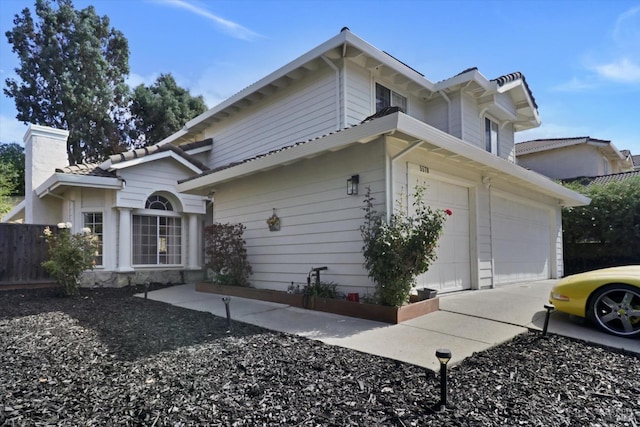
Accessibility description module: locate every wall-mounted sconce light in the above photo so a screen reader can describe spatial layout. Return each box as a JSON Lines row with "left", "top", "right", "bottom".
{"left": 347, "top": 174, "right": 359, "bottom": 195}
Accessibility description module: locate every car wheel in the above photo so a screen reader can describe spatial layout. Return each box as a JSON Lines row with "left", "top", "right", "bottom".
{"left": 589, "top": 284, "right": 640, "bottom": 338}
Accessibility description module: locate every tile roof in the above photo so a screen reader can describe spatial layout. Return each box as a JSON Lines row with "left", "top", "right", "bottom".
{"left": 563, "top": 170, "right": 640, "bottom": 186}
{"left": 109, "top": 139, "right": 212, "bottom": 171}
{"left": 178, "top": 109, "right": 402, "bottom": 185}
{"left": 55, "top": 139, "right": 212, "bottom": 178}
{"left": 491, "top": 71, "right": 538, "bottom": 110}
{"left": 56, "top": 163, "right": 116, "bottom": 178}
{"left": 632, "top": 154, "right": 640, "bottom": 168}
{"left": 515, "top": 137, "right": 609, "bottom": 155}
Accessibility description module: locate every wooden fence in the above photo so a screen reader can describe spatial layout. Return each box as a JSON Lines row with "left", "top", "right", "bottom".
{"left": 0, "top": 223, "right": 54, "bottom": 285}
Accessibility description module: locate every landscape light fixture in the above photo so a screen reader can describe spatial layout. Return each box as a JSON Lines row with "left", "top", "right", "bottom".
{"left": 222, "top": 297, "right": 232, "bottom": 334}
{"left": 435, "top": 348, "right": 452, "bottom": 410}
{"left": 347, "top": 174, "right": 359, "bottom": 195}
{"left": 543, "top": 304, "right": 555, "bottom": 336}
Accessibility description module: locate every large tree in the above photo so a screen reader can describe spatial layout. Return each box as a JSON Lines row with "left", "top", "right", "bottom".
{"left": 0, "top": 143, "right": 25, "bottom": 196}
{"left": 4, "top": 0, "right": 130, "bottom": 165}
{"left": 130, "top": 74, "right": 208, "bottom": 145}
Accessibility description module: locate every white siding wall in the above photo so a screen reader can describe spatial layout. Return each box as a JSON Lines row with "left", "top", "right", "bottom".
{"left": 423, "top": 97, "right": 449, "bottom": 133}
{"left": 461, "top": 93, "right": 482, "bottom": 147}
{"left": 211, "top": 141, "right": 386, "bottom": 295}
{"left": 116, "top": 159, "right": 206, "bottom": 214}
{"left": 345, "top": 61, "right": 371, "bottom": 126}
{"left": 500, "top": 122, "right": 516, "bottom": 162}
{"left": 203, "top": 67, "right": 339, "bottom": 169}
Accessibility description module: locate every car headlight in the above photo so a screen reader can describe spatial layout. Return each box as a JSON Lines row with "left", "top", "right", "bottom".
{"left": 551, "top": 292, "right": 570, "bottom": 301}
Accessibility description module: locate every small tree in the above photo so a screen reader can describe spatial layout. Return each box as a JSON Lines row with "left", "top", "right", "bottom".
{"left": 42, "top": 223, "right": 99, "bottom": 296}
{"left": 361, "top": 186, "right": 451, "bottom": 307}
{"left": 204, "top": 223, "right": 252, "bottom": 287}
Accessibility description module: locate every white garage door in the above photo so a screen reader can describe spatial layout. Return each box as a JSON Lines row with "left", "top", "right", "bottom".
{"left": 410, "top": 174, "right": 471, "bottom": 293}
{"left": 492, "top": 195, "right": 551, "bottom": 284}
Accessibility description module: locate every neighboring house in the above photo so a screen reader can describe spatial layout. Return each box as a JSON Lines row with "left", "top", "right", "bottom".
{"left": 3, "top": 28, "right": 588, "bottom": 294}
{"left": 515, "top": 137, "right": 634, "bottom": 180}
{"left": 631, "top": 153, "right": 640, "bottom": 171}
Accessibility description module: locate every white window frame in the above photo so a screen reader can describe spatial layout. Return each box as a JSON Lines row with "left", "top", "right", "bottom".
{"left": 375, "top": 82, "right": 407, "bottom": 113}
{"left": 485, "top": 116, "right": 499, "bottom": 155}
{"left": 132, "top": 195, "right": 182, "bottom": 266}
{"left": 82, "top": 210, "right": 104, "bottom": 267}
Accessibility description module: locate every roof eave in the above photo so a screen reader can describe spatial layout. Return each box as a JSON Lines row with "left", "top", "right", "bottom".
{"left": 178, "top": 112, "right": 589, "bottom": 207}
{"left": 35, "top": 173, "right": 123, "bottom": 198}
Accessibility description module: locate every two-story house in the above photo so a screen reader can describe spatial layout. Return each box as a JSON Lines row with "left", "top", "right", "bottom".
{"left": 515, "top": 137, "right": 634, "bottom": 180}
{"left": 4, "top": 28, "right": 588, "bottom": 295}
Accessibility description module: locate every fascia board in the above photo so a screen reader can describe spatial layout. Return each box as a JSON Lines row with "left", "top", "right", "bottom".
{"left": 108, "top": 151, "right": 203, "bottom": 174}
{"left": 434, "top": 69, "right": 492, "bottom": 92}
{"left": 177, "top": 113, "right": 401, "bottom": 194}
{"left": 1, "top": 200, "right": 25, "bottom": 223}
{"left": 395, "top": 114, "right": 590, "bottom": 207}
{"left": 35, "top": 173, "right": 123, "bottom": 197}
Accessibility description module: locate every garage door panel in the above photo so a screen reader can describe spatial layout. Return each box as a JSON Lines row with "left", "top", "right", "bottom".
{"left": 492, "top": 195, "right": 550, "bottom": 284}
{"left": 410, "top": 175, "right": 471, "bottom": 293}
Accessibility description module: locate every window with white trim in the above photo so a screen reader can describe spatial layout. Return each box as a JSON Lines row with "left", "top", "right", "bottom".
{"left": 133, "top": 195, "right": 182, "bottom": 265}
{"left": 83, "top": 212, "right": 103, "bottom": 266}
{"left": 485, "top": 117, "right": 499, "bottom": 155}
{"left": 375, "top": 83, "right": 407, "bottom": 113}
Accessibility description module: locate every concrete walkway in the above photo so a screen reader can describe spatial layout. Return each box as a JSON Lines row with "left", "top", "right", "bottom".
{"left": 139, "top": 281, "right": 639, "bottom": 371}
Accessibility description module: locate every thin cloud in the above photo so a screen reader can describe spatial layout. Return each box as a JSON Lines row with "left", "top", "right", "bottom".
{"left": 613, "top": 6, "right": 640, "bottom": 45}
{"left": 158, "top": 0, "right": 261, "bottom": 41}
{"left": 551, "top": 77, "right": 597, "bottom": 92}
{"left": 593, "top": 58, "right": 640, "bottom": 84}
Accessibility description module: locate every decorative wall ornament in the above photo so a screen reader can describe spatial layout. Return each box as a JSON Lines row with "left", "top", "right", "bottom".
{"left": 267, "top": 208, "right": 280, "bottom": 231}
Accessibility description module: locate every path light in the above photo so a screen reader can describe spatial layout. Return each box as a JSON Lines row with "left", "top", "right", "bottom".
{"left": 222, "top": 297, "right": 232, "bottom": 334}
{"left": 543, "top": 304, "right": 555, "bottom": 336}
{"left": 435, "top": 348, "right": 452, "bottom": 410}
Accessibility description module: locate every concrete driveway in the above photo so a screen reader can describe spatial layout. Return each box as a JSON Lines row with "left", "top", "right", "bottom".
{"left": 141, "top": 280, "right": 639, "bottom": 372}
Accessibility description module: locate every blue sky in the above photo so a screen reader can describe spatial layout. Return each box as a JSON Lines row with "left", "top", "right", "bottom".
{"left": 1, "top": 0, "right": 639, "bottom": 155}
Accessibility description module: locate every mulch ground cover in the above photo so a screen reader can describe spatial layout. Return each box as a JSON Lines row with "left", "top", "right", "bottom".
{"left": 1, "top": 285, "right": 639, "bottom": 426}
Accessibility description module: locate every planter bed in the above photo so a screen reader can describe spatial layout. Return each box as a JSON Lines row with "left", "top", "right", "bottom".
{"left": 195, "top": 282, "right": 439, "bottom": 324}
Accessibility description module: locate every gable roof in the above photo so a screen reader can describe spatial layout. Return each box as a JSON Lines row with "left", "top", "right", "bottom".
{"left": 178, "top": 111, "right": 589, "bottom": 207}
{"left": 159, "top": 29, "right": 540, "bottom": 146}
{"left": 515, "top": 137, "right": 628, "bottom": 161}
{"left": 100, "top": 138, "right": 212, "bottom": 171}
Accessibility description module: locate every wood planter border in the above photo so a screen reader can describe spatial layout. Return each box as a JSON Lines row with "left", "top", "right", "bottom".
{"left": 195, "top": 282, "right": 439, "bottom": 324}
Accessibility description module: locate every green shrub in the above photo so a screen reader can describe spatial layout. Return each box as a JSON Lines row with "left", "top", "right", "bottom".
{"left": 563, "top": 177, "right": 640, "bottom": 272}
{"left": 204, "top": 223, "right": 252, "bottom": 287}
{"left": 42, "top": 223, "right": 99, "bottom": 296}
{"left": 360, "top": 186, "right": 451, "bottom": 307}
{"left": 304, "top": 281, "right": 341, "bottom": 299}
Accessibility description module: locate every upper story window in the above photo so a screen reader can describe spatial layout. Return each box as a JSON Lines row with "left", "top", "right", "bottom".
{"left": 376, "top": 83, "right": 407, "bottom": 113}
{"left": 485, "top": 118, "right": 499, "bottom": 155}
{"left": 603, "top": 158, "right": 610, "bottom": 175}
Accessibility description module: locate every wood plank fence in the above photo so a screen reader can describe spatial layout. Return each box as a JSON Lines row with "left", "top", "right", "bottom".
{"left": 0, "top": 223, "right": 55, "bottom": 286}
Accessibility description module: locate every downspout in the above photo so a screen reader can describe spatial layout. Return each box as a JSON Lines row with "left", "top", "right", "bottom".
{"left": 321, "top": 55, "right": 341, "bottom": 130}
{"left": 386, "top": 138, "right": 425, "bottom": 221}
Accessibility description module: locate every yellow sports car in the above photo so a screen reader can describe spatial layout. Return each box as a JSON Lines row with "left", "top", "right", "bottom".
{"left": 549, "top": 265, "right": 640, "bottom": 338}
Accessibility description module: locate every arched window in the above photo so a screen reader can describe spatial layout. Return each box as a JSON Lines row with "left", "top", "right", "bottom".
{"left": 145, "top": 195, "right": 173, "bottom": 211}
{"left": 133, "top": 194, "right": 182, "bottom": 265}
